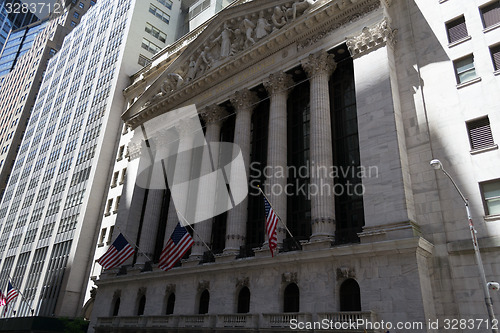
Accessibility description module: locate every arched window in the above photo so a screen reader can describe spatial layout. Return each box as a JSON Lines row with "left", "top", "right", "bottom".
{"left": 198, "top": 290, "right": 209, "bottom": 314}
{"left": 283, "top": 283, "right": 299, "bottom": 313}
{"left": 112, "top": 297, "right": 120, "bottom": 316}
{"left": 237, "top": 287, "right": 250, "bottom": 313}
{"left": 339, "top": 278, "right": 361, "bottom": 311}
{"left": 137, "top": 295, "right": 146, "bottom": 316}
{"left": 166, "top": 293, "right": 175, "bottom": 315}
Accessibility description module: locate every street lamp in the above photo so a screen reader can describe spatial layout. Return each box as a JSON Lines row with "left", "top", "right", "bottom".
{"left": 430, "top": 159, "right": 498, "bottom": 333}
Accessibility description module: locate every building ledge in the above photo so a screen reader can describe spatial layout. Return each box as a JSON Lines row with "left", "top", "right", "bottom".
{"left": 447, "top": 235, "right": 500, "bottom": 254}
{"left": 483, "top": 22, "right": 500, "bottom": 33}
{"left": 448, "top": 35, "right": 471, "bottom": 48}
{"left": 470, "top": 144, "right": 498, "bottom": 155}
{"left": 456, "top": 77, "right": 481, "bottom": 89}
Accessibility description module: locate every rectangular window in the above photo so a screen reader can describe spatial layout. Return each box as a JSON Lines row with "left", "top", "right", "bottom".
{"left": 79, "top": 2, "right": 84, "bottom": 8}
{"left": 120, "top": 168, "right": 127, "bottom": 184}
{"left": 490, "top": 44, "right": 500, "bottom": 71}
{"left": 446, "top": 16, "right": 468, "bottom": 43}
{"left": 454, "top": 55, "right": 476, "bottom": 84}
{"left": 99, "top": 228, "right": 107, "bottom": 246}
{"left": 466, "top": 116, "right": 495, "bottom": 150}
{"left": 107, "top": 226, "right": 114, "bottom": 244}
{"left": 114, "top": 196, "right": 121, "bottom": 213}
{"left": 157, "top": 0, "right": 173, "bottom": 9}
{"left": 480, "top": 1, "right": 500, "bottom": 28}
{"left": 481, "top": 180, "right": 500, "bottom": 216}
{"left": 145, "top": 23, "right": 167, "bottom": 43}
{"left": 149, "top": 4, "right": 170, "bottom": 24}
{"left": 117, "top": 145, "right": 124, "bottom": 161}
{"left": 141, "top": 38, "right": 161, "bottom": 54}
{"left": 73, "top": 12, "right": 80, "bottom": 19}
{"left": 105, "top": 199, "right": 113, "bottom": 216}
{"left": 111, "top": 171, "right": 119, "bottom": 187}
{"left": 138, "top": 54, "right": 150, "bottom": 67}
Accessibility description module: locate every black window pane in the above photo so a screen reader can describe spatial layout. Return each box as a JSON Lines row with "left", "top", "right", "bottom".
{"left": 481, "top": 2, "right": 500, "bottom": 28}
{"left": 446, "top": 16, "right": 468, "bottom": 43}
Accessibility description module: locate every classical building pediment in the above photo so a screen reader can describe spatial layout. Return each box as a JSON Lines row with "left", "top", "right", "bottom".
{"left": 124, "top": 0, "right": 387, "bottom": 128}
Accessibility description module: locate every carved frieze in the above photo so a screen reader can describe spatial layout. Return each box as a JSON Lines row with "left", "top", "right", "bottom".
{"left": 236, "top": 277, "right": 249, "bottom": 288}
{"left": 345, "top": 17, "right": 397, "bottom": 58}
{"left": 198, "top": 280, "right": 210, "bottom": 292}
{"left": 336, "top": 266, "right": 356, "bottom": 279}
{"left": 282, "top": 272, "right": 298, "bottom": 284}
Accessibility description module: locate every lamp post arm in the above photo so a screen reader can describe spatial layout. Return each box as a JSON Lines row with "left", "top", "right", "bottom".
{"left": 440, "top": 168, "right": 467, "bottom": 204}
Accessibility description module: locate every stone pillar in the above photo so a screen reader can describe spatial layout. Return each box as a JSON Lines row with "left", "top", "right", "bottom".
{"left": 163, "top": 118, "right": 200, "bottom": 247}
{"left": 223, "top": 89, "right": 259, "bottom": 255}
{"left": 346, "top": 18, "right": 417, "bottom": 242}
{"left": 263, "top": 72, "right": 294, "bottom": 247}
{"left": 191, "top": 104, "right": 228, "bottom": 259}
{"left": 136, "top": 130, "right": 177, "bottom": 265}
{"left": 301, "top": 50, "right": 337, "bottom": 242}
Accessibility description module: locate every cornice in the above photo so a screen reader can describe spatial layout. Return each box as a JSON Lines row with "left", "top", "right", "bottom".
{"left": 345, "top": 17, "right": 397, "bottom": 58}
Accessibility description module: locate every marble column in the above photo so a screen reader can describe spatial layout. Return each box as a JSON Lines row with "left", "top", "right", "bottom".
{"left": 191, "top": 104, "right": 228, "bottom": 259}
{"left": 301, "top": 50, "right": 337, "bottom": 242}
{"left": 136, "top": 130, "right": 177, "bottom": 265}
{"left": 263, "top": 72, "right": 294, "bottom": 247}
{"left": 163, "top": 117, "right": 200, "bottom": 248}
{"left": 223, "top": 89, "right": 259, "bottom": 255}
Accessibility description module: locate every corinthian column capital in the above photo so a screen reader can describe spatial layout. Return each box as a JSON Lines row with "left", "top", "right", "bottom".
{"left": 301, "top": 51, "right": 336, "bottom": 78}
{"left": 200, "top": 104, "right": 229, "bottom": 125}
{"left": 346, "top": 17, "right": 397, "bottom": 58}
{"left": 263, "top": 72, "right": 294, "bottom": 97}
{"left": 230, "top": 89, "right": 259, "bottom": 113}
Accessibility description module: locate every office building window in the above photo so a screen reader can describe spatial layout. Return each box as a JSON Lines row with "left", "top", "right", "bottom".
{"left": 111, "top": 171, "right": 119, "bottom": 187}
{"left": 453, "top": 55, "right": 476, "bottom": 84}
{"left": 490, "top": 44, "right": 500, "bottom": 71}
{"left": 99, "top": 228, "right": 106, "bottom": 246}
{"left": 157, "top": 0, "right": 173, "bottom": 10}
{"left": 446, "top": 16, "right": 468, "bottom": 43}
{"left": 73, "top": 12, "right": 80, "bottom": 19}
{"left": 117, "top": 145, "right": 125, "bottom": 161}
{"left": 105, "top": 199, "right": 113, "bottom": 216}
{"left": 466, "top": 116, "right": 495, "bottom": 150}
{"left": 480, "top": 180, "right": 500, "bottom": 216}
{"left": 149, "top": 4, "right": 170, "bottom": 24}
{"left": 107, "top": 226, "right": 114, "bottom": 244}
{"left": 145, "top": 23, "right": 167, "bottom": 43}
{"left": 141, "top": 38, "right": 161, "bottom": 54}
{"left": 114, "top": 196, "right": 121, "bottom": 213}
{"left": 480, "top": 1, "right": 500, "bottom": 28}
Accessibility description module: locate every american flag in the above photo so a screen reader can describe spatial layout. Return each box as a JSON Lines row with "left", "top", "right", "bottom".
{"left": 159, "top": 222, "right": 194, "bottom": 271}
{"left": 97, "top": 233, "right": 135, "bottom": 269}
{"left": 5, "top": 282, "right": 17, "bottom": 306}
{"left": 263, "top": 195, "right": 278, "bottom": 256}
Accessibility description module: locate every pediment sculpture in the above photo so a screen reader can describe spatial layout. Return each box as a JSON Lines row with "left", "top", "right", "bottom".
{"left": 145, "top": 0, "right": 314, "bottom": 107}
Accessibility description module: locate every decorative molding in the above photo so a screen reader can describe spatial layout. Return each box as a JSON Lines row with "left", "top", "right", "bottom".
{"left": 236, "top": 277, "right": 249, "bottom": 288}
{"left": 346, "top": 17, "right": 397, "bottom": 58}
{"left": 165, "top": 284, "right": 176, "bottom": 295}
{"left": 263, "top": 71, "right": 294, "bottom": 96}
{"left": 198, "top": 280, "right": 210, "bottom": 292}
{"left": 124, "top": 0, "right": 382, "bottom": 128}
{"left": 336, "top": 266, "right": 355, "bottom": 279}
{"left": 200, "top": 104, "right": 229, "bottom": 124}
{"left": 301, "top": 50, "right": 336, "bottom": 78}
{"left": 282, "top": 272, "right": 298, "bottom": 284}
{"left": 229, "top": 89, "right": 259, "bottom": 112}
{"left": 311, "top": 217, "right": 335, "bottom": 225}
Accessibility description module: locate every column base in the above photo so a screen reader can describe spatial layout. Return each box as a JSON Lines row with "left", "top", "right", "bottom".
{"left": 182, "top": 257, "right": 200, "bottom": 268}
{"left": 302, "top": 237, "right": 333, "bottom": 251}
{"left": 215, "top": 252, "right": 237, "bottom": 263}
{"left": 254, "top": 246, "right": 274, "bottom": 258}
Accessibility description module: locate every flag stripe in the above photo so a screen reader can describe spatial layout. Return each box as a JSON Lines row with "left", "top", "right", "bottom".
{"left": 97, "top": 233, "right": 135, "bottom": 269}
{"left": 5, "top": 282, "right": 17, "bottom": 306}
{"left": 263, "top": 195, "right": 278, "bottom": 257}
{"left": 158, "top": 223, "right": 194, "bottom": 271}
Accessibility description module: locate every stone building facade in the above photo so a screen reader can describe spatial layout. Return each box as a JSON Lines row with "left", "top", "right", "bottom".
{"left": 90, "top": 0, "right": 500, "bottom": 332}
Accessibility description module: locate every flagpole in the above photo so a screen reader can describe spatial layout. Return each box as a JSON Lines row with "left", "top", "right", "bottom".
{"left": 176, "top": 210, "right": 216, "bottom": 259}
{"left": 113, "top": 225, "right": 153, "bottom": 263}
{"left": 257, "top": 185, "right": 302, "bottom": 250}
{"left": 3, "top": 278, "right": 34, "bottom": 317}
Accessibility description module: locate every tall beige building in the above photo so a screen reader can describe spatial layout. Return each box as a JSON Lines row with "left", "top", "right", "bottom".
{"left": 90, "top": 0, "right": 500, "bottom": 332}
